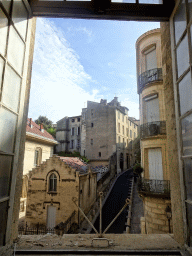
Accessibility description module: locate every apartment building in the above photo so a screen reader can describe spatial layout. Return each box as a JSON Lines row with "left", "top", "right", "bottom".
{"left": 136, "top": 29, "right": 171, "bottom": 234}
{"left": 56, "top": 97, "right": 139, "bottom": 172}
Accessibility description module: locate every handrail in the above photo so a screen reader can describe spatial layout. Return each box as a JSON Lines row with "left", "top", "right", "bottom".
{"left": 138, "top": 178, "right": 170, "bottom": 197}
{"left": 140, "top": 121, "right": 166, "bottom": 139}
{"left": 138, "top": 68, "right": 163, "bottom": 93}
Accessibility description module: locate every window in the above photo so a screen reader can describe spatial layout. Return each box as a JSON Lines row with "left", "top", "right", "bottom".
{"left": 134, "top": 132, "right": 136, "bottom": 138}
{"left": 71, "top": 140, "right": 74, "bottom": 149}
{"left": 122, "top": 115, "right": 124, "bottom": 122}
{"left": 118, "top": 111, "right": 120, "bottom": 119}
{"left": 91, "top": 139, "right": 93, "bottom": 145}
{"left": 49, "top": 173, "right": 57, "bottom": 192}
{"left": 78, "top": 117, "right": 80, "bottom": 122}
{"left": 134, "top": 124, "right": 136, "bottom": 129}
{"left": 99, "top": 152, "right": 101, "bottom": 157}
{"left": 130, "top": 121, "right": 132, "bottom": 126}
{"left": 145, "top": 94, "right": 160, "bottom": 123}
{"left": 77, "top": 126, "right": 80, "bottom": 135}
{"left": 123, "top": 138, "right": 125, "bottom": 147}
{"left": 126, "top": 128, "right": 129, "bottom": 137}
{"left": 91, "top": 109, "right": 94, "bottom": 117}
{"left": 118, "top": 123, "right": 120, "bottom": 133}
{"left": 91, "top": 123, "right": 94, "bottom": 127}
{"left": 71, "top": 127, "right": 75, "bottom": 136}
{"left": 130, "top": 130, "right": 132, "bottom": 138}
{"left": 122, "top": 125, "right": 124, "bottom": 135}
{"left": 34, "top": 147, "right": 42, "bottom": 167}
{"left": 77, "top": 139, "right": 80, "bottom": 149}
{"left": 144, "top": 45, "right": 157, "bottom": 71}
{"left": 118, "top": 136, "right": 120, "bottom": 143}
{"left": 72, "top": 118, "right": 75, "bottom": 122}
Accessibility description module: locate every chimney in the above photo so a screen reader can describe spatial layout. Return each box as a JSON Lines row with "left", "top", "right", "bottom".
{"left": 29, "top": 118, "right": 33, "bottom": 128}
{"left": 40, "top": 124, "right": 44, "bottom": 133}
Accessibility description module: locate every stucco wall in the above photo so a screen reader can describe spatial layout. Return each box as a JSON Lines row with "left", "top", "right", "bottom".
{"left": 23, "top": 139, "right": 54, "bottom": 176}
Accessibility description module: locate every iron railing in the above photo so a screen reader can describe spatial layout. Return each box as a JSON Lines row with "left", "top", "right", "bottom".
{"left": 18, "top": 211, "right": 76, "bottom": 235}
{"left": 140, "top": 121, "right": 166, "bottom": 139}
{"left": 138, "top": 178, "right": 170, "bottom": 198}
{"left": 138, "top": 68, "right": 163, "bottom": 93}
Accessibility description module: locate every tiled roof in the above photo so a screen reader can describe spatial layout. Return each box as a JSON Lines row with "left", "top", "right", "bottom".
{"left": 58, "top": 157, "right": 88, "bottom": 172}
{"left": 26, "top": 118, "right": 57, "bottom": 142}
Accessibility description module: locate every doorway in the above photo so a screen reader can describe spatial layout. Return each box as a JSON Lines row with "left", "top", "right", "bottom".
{"left": 47, "top": 205, "right": 56, "bottom": 229}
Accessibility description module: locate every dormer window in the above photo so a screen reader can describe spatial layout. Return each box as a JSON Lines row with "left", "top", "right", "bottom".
{"left": 49, "top": 173, "right": 57, "bottom": 192}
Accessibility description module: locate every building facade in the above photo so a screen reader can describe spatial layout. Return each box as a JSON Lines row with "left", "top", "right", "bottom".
{"left": 56, "top": 116, "right": 82, "bottom": 153}
{"left": 136, "top": 29, "right": 172, "bottom": 234}
{"left": 25, "top": 155, "right": 97, "bottom": 228}
{"left": 20, "top": 118, "right": 58, "bottom": 217}
{"left": 56, "top": 97, "right": 139, "bottom": 172}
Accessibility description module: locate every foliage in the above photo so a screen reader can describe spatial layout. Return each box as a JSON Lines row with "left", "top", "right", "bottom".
{"left": 58, "top": 151, "right": 89, "bottom": 163}
{"left": 46, "top": 127, "right": 56, "bottom": 138}
{"left": 133, "top": 163, "right": 143, "bottom": 177}
{"left": 35, "top": 115, "right": 53, "bottom": 130}
{"left": 132, "top": 137, "right": 141, "bottom": 163}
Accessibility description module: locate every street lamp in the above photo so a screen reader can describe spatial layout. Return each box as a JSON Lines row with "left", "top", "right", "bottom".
{"left": 165, "top": 205, "right": 172, "bottom": 233}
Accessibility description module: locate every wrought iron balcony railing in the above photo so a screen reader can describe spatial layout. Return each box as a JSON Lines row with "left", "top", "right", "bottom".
{"left": 140, "top": 121, "right": 166, "bottom": 139}
{"left": 138, "top": 178, "right": 170, "bottom": 198}
{"left": 138, "top": 68, "right": 163, "bottom": 93}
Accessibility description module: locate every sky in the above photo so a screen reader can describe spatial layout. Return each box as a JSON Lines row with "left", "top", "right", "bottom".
{"left": 28, "top": 18, "right": 160, "bottom": 123}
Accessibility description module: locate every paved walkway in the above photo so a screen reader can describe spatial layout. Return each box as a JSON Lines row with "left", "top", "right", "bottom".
{"left": 130, "top": 179, "right": 144, "bottom": 234}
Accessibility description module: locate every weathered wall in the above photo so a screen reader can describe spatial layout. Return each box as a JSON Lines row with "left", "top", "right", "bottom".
{"left": 144, "top": 197, "right": 172, "bottom": 234}
{"left": 23, "top": 139, "right": 54, "bottom": 175}
{"left": 160, "top": 21, "right": 185, "bottom": 245}
{"left": 25, "top": 156, "right": 97, "bottom": 227}
{"left": 85, "top": 101, "right": 116, "bottom": 161}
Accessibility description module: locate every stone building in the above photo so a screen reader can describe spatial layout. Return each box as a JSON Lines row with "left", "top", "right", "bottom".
{"left": 1, "top": 0, "right": 192, "bottom": 252}
{"left": 56, "top": 116, "right": 81, "bottom": 153}
{"left": 25, "top": 155, "right": 97, "bottom": 228}
{"left": 20, "top": 118, "right": 58, "bottom": 217}
{"left": 136, "top": 29, "right": 172, "bottom": 234}
{"left": 56, "top": 97, "right": 139, "bottom": 173}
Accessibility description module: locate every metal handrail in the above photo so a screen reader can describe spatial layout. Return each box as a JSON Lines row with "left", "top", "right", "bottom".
{"left": 138, "top": 178, "right": 170, "bottom": 197}
{"left": 138, "top": 68, "right": 163, "bottom": 93}
{"left": 140, "top": 121, "right": 166, "bottom": 139}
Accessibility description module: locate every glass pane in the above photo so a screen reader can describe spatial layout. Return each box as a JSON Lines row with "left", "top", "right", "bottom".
{"left": 182, "top": 114, "right": 192, "bottom": 156}
{"left": 0, "top": 107, "right": 17, "bottom": 153}
{"left": 0, "top": 155, "right": 12, "bottom": 199}
{"left": 111, "top": 0, "right": 136, "bottom": 2}
{"left": 176, "top": 34, "right": 189, "bottom": 78}
{"left": 184, "top": 158, "right": 192, "bottom": 201}
{"left": 188, "top": 0, "right": 192, "bottom": 21}
{"left": 0, "top": 9, "right": 9, "bottom": 57}
{"left": 186, "top": 203, "right": 192, "bottom": 246}
{"left": 2, "top": 64, "right": 21, "bottom": 112}
{"left": 174, "top": 0, "right": 186, "bottom": 44}
{"left": 0, "top": 57, "right": 5, "bottom": 89}
{"left": 12, "top": 0, "right": 28, "bottom": 40}
{"left": 7, "top": 26, "right": 25, "bottom": 75}
{"left": 139, "top": 0, "right": 162, "bottom": 3}
{"left": 1, "top": 0, "right": 12, "bottom": 14}
{"left": 0, "top": 201, "right": 8, "bottom": 246}
{"left": 179, "top": 71, "right": 192, "bottom": 116}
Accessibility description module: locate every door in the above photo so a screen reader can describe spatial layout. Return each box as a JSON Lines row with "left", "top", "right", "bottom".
{"left": 148, "top": 148, "right": 163, "bottom": 180}
{"left": 146, "top": 97, "right": 160, "bottom": 123}
{"left": 47, "top": 206, "right": 56, "bottom": 229}
{"left": 0, "top": 0, "right": 33, "bottom": 245}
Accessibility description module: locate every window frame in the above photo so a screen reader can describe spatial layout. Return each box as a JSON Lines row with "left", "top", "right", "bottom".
{"left": 48, "top": 173, "right": 57, "bottom": 193}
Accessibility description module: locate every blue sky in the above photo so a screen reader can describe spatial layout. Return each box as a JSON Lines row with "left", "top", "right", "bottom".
{"left": 28, "top": 18, "right": 160, "bottom": 123}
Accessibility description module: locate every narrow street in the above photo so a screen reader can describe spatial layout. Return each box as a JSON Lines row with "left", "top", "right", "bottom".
{"left": 92, "top": 170, "right": 132, "bottom": 234}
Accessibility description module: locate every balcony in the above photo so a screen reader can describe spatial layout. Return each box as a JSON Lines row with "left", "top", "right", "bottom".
{"left": 138, "top": 178, "right": 170, "bottom": 198}
{"left": 140, "top": 121, "right": 166, "bottom": 139}
{"left": 138, "top": 68, "right": 163, "bottom": 93}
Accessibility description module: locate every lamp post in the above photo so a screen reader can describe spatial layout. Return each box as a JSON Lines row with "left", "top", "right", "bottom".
{"left": 165, "top": 205, "right": 172, "bottom": 233}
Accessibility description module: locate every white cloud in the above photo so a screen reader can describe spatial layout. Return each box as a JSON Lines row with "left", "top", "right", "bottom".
{"left": 28, "top": 18, "right": 99, "bottom": 123}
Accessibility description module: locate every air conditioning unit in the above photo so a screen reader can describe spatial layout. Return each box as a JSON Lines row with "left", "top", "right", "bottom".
{"left": 149, "top": 123, "right": 158, "bottom": 136}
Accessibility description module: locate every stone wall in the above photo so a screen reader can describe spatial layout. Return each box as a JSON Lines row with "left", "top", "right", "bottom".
{"left": 144, "top": 197, "right": 172, "bottom": 234}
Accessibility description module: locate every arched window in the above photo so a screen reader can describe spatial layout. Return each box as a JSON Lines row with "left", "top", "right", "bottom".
{"left": 49, "top": 173, "right": 57, "bottom": 192}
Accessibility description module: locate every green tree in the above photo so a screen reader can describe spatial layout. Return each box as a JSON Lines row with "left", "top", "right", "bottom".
{"left": 46, "top": 127, "right": 56, "bottom": 137}
{"left": 35, "top": 115, "right": 53, "bottom": 130}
